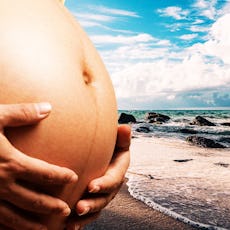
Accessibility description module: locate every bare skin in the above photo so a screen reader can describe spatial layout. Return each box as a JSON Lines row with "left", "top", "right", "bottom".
{"left": 0, "top": 103, "right": 131, "bottom": 230}
{"left": 68, "top": 125, "right": 131, "bottom": 229}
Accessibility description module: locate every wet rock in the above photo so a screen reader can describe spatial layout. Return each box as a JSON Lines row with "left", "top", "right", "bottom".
{"left": 118, "top": 113, "right": 136, "bottom": 124}
{"left": 146, "top": 112, "right": 170, "bottom": 123}
{"left": 214, "top": 162, "right": 229, "bottom": 168}
{"left": 186, "top": 136, "right": 226, "bottom": 148}
{"left": 190, "top": 116, "right": 216, "bottom": 126}
{"left": 135, "top": 124, "right": 154, "bottom": 133}
{"left": 174, "top": 159, "right": 193, "bottom": 163}
{"left": 179, "top": 128, "right": 198, "bottom": 134}
{"left": 219, "top": 137, "right": 230, "bottom": 143}
{"left": 221, "top": 122, "right": 230, "bottom": 126}
{"left": 147, "top": 174, "right": 154, "bottom": 179}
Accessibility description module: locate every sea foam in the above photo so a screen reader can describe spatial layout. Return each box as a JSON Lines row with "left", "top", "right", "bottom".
{"left": 127, "top": 137, "right": 230, "bottom": 229}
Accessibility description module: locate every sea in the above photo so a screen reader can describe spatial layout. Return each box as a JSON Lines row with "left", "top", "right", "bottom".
{"left": 119, "top": 109, "right": 230, "bottom": 148}
{"left": 121, "top": 110, "right": 230, "bottom": 230}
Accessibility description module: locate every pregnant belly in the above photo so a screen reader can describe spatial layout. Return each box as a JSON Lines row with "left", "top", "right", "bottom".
{"left": 0, "top": 0, "right": 117, "bottom": 229}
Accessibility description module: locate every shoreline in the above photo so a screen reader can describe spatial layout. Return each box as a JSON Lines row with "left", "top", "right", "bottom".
{"left": 86, "top": 137, "right": 229, "bottom": 229}
{"left": 85, "top": 180, "right": 196, "bottom": 230}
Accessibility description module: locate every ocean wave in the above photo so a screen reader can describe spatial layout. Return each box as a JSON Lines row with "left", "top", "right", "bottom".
{"left": 127, "top": 137, "right": 230, "bottom": 229}
{"left": 126, "top": 174, "right": 230, "bottom": 230}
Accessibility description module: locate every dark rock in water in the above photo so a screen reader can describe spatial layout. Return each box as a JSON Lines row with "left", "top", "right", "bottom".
{"left": 219, "top": 137, "right": 230, "bottom": 143}
{"left": 186, "top": 136, "right": 226, "bottom": 148}
{"left": 221, "top": 122, "right": 230, "bottom": 126}
{"left": 190, "top": 116, "right": 216, "bottom": 126}
{"left": 179, "top": 128, "right": 198, "bottom": 134}
{"left": 147, "top": 174, "right": 154, "bottom": 179}
{"left": 118, "top": 113, "right": 136, "bottom": 124}
{"left": 135, "top": 123, "right": 154, "bottom": 133}
{"left": 136, "top": 127, "right": 150, "bottom": 133}
{"left": 174, "top": 159, "right": 193, "bottom": 163}
{"left": 146, "top": 112, "right": 170, "bottom": 123}
{"left": 214, "top": 162, "right": 229, "bottom": 168}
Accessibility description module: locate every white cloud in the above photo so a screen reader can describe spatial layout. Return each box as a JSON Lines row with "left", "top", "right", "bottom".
{"left": 179, "top": 34, "right": 198, "bottom": 40}
{"left": 157, "top": 6, "right": 189, "bottom": 20}
{"left": 75, "top": 13, "right": 115, "bottom": 22}
{"left": 220, "top": 1, "right": 230, "bottom": 15}
{"left": 156, "top": 40, "right": 171, "bottom": 46}
{"left": 91, "top": 5, "right": 140, "bottom": 18}
{"left": 191, "top": 13, "right": 230, "bottom": 65}
{"left": 194, "top": 0, "right": 211, "bottom": 9}
{"left": 78, "top": 20, "right": 102, "bottom": 28}
{"left": 72, "top": 5, "right": 140, "bottom": 30}
{"left": 108, "top": 12, "right": 230, "bottom": 104}
{"left": 193, "top": 0, "right": 217, "bottom": 19}
{"left": 90, "top": 33, "right": 171, "bottom": 73}
{"left": 91, "top": 33, "right": 155, "bottom": 45}
{"left": 112, "top": 55, "right": 230, "bottom": 99}
{"left": 189, "top": 25, "right": 209, "bottom": 32}
{"left": 192, "top": 19, "right": 205, "bottom": 24}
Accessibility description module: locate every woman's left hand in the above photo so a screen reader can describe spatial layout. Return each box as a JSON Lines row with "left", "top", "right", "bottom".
{"left": 66, "top": 124, "right": 131, "bottom": 230}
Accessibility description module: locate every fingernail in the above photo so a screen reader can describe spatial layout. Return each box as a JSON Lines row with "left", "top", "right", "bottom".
{"left": 74, "top": 225, "right": 80, "bottom": 230}
{"left": 89, "top": 185, "right": 100, "bottom": 193}
{"left": 78, "top": 207, "right": 90, "bottom": 216}
{"left": 36, "top": 102, "right": 52, "bottom": 117}
{"left": 62, "top": 206, "right": 71, "bottom": 216}
{"left": 69, "top": 174, "right": 78, "bottom": 183}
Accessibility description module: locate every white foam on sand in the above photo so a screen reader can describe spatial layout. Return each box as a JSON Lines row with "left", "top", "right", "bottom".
{"left": 126, "top": 137, "right": 230, "bottom": 229}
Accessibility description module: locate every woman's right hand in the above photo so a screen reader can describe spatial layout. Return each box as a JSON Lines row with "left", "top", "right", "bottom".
{"left": 0, "top": 103, "right": 78, "bottom": 230}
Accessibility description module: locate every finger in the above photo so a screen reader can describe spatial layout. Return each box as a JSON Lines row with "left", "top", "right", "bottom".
{"left": 0, "top": 102, "right": 52, "bottom": 129}
{"left": 66, "top": 212, "right": 100, "bottom": 230}
{"left": 87, "top": 125, "right": 131, "bottom": 194}
{"left": 87, "top": 151, "right": 129, "bottom": 194}
{"left": 16, "top": 150, "right": 78, "bottom": 185}
{"left": 0, "top": 201, "right": 47, "bottom": 230}
{"left": 116, "top": 124, "right": 131, "bottom": 151}
{"left": 76, "top": 188, "right": 120, "bottom": 216}
{"left": 0, "top": 137, "right": 78, "bottom": 185}
{"left": 4, "top": 183, "right": 71, "bottom": 216}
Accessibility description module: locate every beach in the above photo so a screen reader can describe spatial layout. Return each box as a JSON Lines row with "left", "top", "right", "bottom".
{"left": 85, "top": 179, "right": 195, "bottom": 230}
{"left": 86, "top": 136, "right": 230, "bottom": 230}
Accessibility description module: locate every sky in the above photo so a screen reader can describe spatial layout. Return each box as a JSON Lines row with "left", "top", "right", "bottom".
{"left": 65, "top": 0, "right": 230, "bottom": 110}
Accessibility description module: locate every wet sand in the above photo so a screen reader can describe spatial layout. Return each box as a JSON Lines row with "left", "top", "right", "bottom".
{"left": 85, "top": 180, "right": 196, "bottom": 230}
{"left": 85, "top": 136, "right": 230, "bottom": 229}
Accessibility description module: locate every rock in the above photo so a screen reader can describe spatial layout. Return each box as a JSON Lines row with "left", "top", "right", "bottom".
{"left": 221, "top": 122, "right": 230, "bottom": 126}
{"left": 190, "top": 116, "right": 216, "bottom": 126}
{"left": 214, "top": 162, "right": 229, "bottom": 168}
{"left": 186, "top": 136, "right": 226, "bottom": 148}
{"left": 135, "top": 124, "right": 153, "bottom": 133}
{"left": 147, "top": 174, "right": 154, "bottom": 179}
{"left": 179, "top": 128, "right": 198, "bottom": 134}
{"left": 146, "top": 112, "right": 170, "bottom": 123}
{"left": 118, "top": 113, "right": 136, "bottom": 124}
{"left": 174, "top": 159, "right": 193, "bottom": 163}
{"left": 218, "top": 137, "right": 230, "bottom": 143}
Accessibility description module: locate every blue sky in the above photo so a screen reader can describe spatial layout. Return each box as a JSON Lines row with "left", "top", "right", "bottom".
{"left": 65, "top": 0, "right": 230, "bottom": 109}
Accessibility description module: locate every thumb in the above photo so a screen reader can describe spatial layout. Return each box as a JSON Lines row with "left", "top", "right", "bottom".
{"left": 0, "top": 102, "right": 52, "bottom": 128}
{"left": 116, "top": 125, "right": 131, "bottom": 150}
